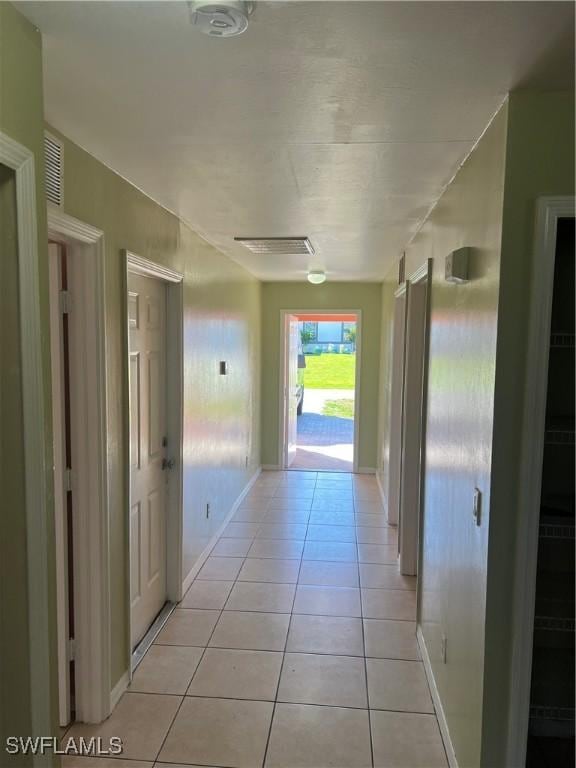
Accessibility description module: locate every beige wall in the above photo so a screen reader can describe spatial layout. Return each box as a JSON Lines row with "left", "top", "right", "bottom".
{"left": 377, "top": 91, "right": 574, "bottom": 767}
{"left": 376, "top": 278, "right": 397, "bottom": 500}
{"left": 406, "top": 105, "right": 508, "bottom": 768}
{"left": 0, "top": 3, "right": 59, "bottom": 756}
{"left": 49, "top": 127, "right": 262, "bottom": 688}
{"left": 260, "top": 282, "right": 382, "bottom": 471}
{"left": 482, "top": 90, "right": 575, "bottom": 767}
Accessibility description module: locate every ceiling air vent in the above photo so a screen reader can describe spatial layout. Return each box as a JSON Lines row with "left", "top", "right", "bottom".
{"left": 234, "top": 237, "right": 315, "bottom": 256}
{"left": 44, "top": 132, "right": 64, "bottom": 208}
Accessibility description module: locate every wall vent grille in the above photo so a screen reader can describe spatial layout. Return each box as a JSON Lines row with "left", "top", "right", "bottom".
{"left": 44, "top": 132, "right": 64, "bottom": 208}
{"left": 234, "top": 237, "right": 314, "bottom": 256}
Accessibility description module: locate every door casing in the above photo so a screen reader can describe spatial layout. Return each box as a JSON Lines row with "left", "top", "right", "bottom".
{"left": 399, "top": 261, "right": 432, "bottom": 577}
{"left": 387, "top": 283, "right": 408, "bottom": 527}
{"left": 47, "top": 207, "right": 110, "bottom": 724}
{"left": 124, "top": 251, "right": 184, "bottom": 678}
{"left": 278, "top": 308, "right": 362, "bottom": 472}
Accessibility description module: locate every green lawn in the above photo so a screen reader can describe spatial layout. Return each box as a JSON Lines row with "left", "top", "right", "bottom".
{"left": 322, "top": 399, "right": 355, "bottom": 419}
{"left": 303, "top": 353, "right": 356, "bottom": 389}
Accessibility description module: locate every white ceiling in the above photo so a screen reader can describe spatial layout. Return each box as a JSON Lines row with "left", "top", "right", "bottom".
{"left": 18, "top": 1, "right": 574, "bottom": 280}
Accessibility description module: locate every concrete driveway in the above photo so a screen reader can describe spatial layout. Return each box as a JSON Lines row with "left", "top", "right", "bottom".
{"left": 293, "top": 389, "right": 355, "bottom": 472}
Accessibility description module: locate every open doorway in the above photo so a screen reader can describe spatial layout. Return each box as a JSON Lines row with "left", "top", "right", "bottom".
{"left": 281, "top": 310, "right": 360, "bottom": 472}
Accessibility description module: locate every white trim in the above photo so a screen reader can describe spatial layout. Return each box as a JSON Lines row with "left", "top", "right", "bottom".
{"left": 394, "top": 282, "right": 407, "bottom": 299}
{"left": 417, "top": 627, "right": 458, "bottom": 768}
{"left": 48, "top": 244, "right": 70, "bottom": 726}
{"left": 124, "top": 251, "right": 184, "bottom": 676}
{"left": 47, "top": 208, "right": 111, "bottom": 723}
{"left": 407, "top": 262, "right": 430, "bottom": 285}
{"left": 1, "top": 131, "right": 53, "bottom": 751}
{"left": 506, "top": 196, "right": 575, "bottom": 767}
{"left": 399, "top": 260, "right": 432, "bottom": 579}
{"left": 181, "top": 467, "right": 262, "bottom": 594}
{"left": 48, "top": 204, "right": 102, "bottom": 243}
{"left": 110, "top": 671, "right": 130, "bottom": 712}
{"left": 375, "top": 471, "right": 390, "bottom": 519}
{"left": 278, "top": 309, "right": 362, "bottom": 473}
{"left": 126, "top": 250, "right": 183, "bottom": 283}
{"left": 387, "top": 290, "right": 408, "bottom": 527}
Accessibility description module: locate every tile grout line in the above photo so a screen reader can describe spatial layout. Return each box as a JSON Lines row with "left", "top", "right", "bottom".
{"left": 153, "top": 552, "right": 246, "bottom": 763}
{"left": 356, "top": 489, "right": 376, "bottom": 768}
{"left": 260, "top": 475, "right": 313, "bottom": 768}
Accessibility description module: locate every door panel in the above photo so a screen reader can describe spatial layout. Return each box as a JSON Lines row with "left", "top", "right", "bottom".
{"left": 130, "top": 353, "right": 141, "bottom": 469}
{"left": 130, "top": 502, "right": 142, "bottom": 605}
{"left": 128, "top": 272, "right": 168, "bottom": 647}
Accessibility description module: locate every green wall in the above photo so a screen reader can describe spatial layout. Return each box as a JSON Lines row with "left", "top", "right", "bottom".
{"left": 482, "top": 90, "right": 575, "bottom": 767}
{"left": 404, "top": 105, "right": 508, "bottom": 768}
{"left": 49, "top": 126, "right": 262, "bottom": 689}
{"left": 0, "top": 3, "right": 59, "bottom": 758}
{"left": 377, "top": 92, "right": 574, "bottom": 767}
{"left": 261, "top": 282, "right": 382, "bottom": 470}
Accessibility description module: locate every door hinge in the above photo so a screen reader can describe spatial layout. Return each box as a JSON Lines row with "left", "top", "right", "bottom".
{"left": 68, "top": 637, "right": 76, "bottom": 662}
{"left": 59, "top": 289, "right": 71, "bottom": 314}
{"left": 64, "top": 467, "right": 73, "bottom": 493}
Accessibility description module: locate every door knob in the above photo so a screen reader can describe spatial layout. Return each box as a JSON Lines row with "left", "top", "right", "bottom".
{"left": 162, "top": 458, "right": 176, "bottom": 471}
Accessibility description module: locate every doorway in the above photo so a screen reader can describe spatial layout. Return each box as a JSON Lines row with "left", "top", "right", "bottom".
{"left": 280, "top": 310, "right": 360, "bottom": 473}
{"left": 387, "top": 262, "right": 431, "bottom": 578}
{"left": 47, "top": 208, "right": 110, "bottom": 725}
{"left": 125, "top": 252, "right": 184, "bottom": 670}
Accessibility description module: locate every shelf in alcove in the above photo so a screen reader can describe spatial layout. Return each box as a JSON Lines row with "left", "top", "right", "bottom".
{"left": 550, "top": 332, "right": 575, "bottom": 348}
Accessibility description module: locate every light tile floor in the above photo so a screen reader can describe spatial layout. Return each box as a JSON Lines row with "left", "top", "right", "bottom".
{"left": 64, "top": 471, "right": 448, "bottom": 768}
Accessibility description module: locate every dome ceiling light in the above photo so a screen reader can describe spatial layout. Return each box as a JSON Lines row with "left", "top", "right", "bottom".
{"left": 307, "top": 271, "right": 327, "bottom": 285}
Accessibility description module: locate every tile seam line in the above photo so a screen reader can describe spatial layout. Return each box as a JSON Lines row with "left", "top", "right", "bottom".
{"left": 260, "top": 475, "right": 311, "bottom": 767}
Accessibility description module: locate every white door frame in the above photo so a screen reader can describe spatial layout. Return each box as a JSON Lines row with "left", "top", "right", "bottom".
{"left": 387, "top": 282, "right": 408, "bottom": 526}
{"left": 47, "top": 243, "right": 70, "bottom": 726}
{"left": 1, "top": 131, "right": 53, "bottom": 753}
{"left": 47, "top": 206, "right": 111, "bottom": 724}
{"left": 124, "top": 251, "right": 184, "bottom": 676}
{"left": 399, "top": 261, "right": 432, "bottom": 577}
{"left": 278, "top": 308, "right": 362, "bottom": 472}
{"left": 506, "top": 196, "right": 575, "bottom": 767}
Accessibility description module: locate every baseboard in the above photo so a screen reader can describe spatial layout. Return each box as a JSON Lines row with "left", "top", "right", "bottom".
{"left": 375, "top": 472, "right": 392, "bottom": 522}
{"left": 262, "top": 464, "right": 281, "bottom": 471}
{"left": 417, "top": 626, "right": 458, "bottom": 768}
{"left": 356, "top": 466, "right": 376, "bottom": 474}
{"left": 110, "top": 671, "right": 129, "bottom": 712}
{"left": 181, "top": 466, "right": 262, "bottom": 594}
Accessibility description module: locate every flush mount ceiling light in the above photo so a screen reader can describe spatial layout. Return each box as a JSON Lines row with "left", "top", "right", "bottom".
{"left": 307, "top": 271, "right": 327, "bottom": 285}
{"left": 234, "top": 237, "right": 315, "bottom": 256}
{"left": 188, "top": 1, "right": 254, "bottom": 37}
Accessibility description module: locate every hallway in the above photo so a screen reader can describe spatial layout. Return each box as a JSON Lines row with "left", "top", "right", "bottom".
{"left": 65, "top": 471, "right": 447, "bottom": 768}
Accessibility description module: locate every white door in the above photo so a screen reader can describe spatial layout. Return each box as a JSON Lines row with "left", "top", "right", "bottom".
{"left": 284, "top": 314, "right": 300, "bottom": 467}
{"left": 48, "top": 243, "right": 71, "bottom": 726}
{"left": 128, "top": 272, "right": 168, "bottom": 647}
